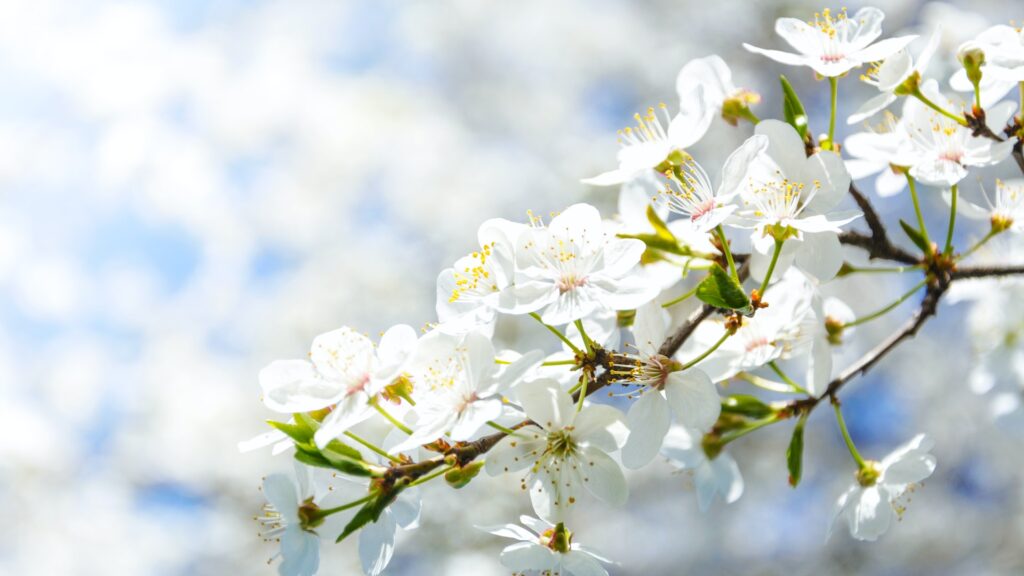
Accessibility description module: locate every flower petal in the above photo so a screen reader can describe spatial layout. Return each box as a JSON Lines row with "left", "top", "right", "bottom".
{"left": 664, "top": 370, "right": 721, "bottom": 432}
{"left": 621, "top": 391, "right": 671, "bottom": 469}
{"left": 579, "top": 446, "right": 628, "bottom": 506}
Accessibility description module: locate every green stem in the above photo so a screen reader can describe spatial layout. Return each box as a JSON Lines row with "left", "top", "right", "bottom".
{"left": 911, "top": 88, "right": 968, "bottom": 126}
{"left": 739, "top": 107, "right": 761, "bottom": 124}
{"left": 719, "top": 415, "right": 780, "bottom": 446}
{"left": 314, "top": 493, "right": 376, "bottom": 519}
{"left": 486, "top": 420, "right": 523, "bottom": 437}
{"left": 680, "top": 329, "right": 731, "bottom": 370}
{"left": 372, "top": 399, "right": 413, "bottom": 435}
{"left": 833, "top": 401, "right": 867, "bottom": 469}
{"left": 767, "top": 361, "right": 809, "bottom": 394}
{"left": 759, "top": 239, "right": 785, "bottom": 294}
{"left": 574, "top": 319, "right": 595, "bottom": 355}
{"left": 845, "top": 278, "right": 928, "bottom": 328}
{"left": 715, "top": 224, "right": 740, "bottom": 284}
{"left": 344, "top": 430, "right": 402, "bottom": 464}
{"left": 541, "top": 359, "right": 577, "bottom": 367}
{"left": 828, "top": 76, "right": 838, "bottom": 147}
{"left": 958, "top": 229, "right": 1001, "bottom": 261}
{"left": 842, "top": 264, "right": 921, "bottom": 275}
{"left": 576, "top": 373, "right": 589, "bottom": 412}
{"left": 530, "top": 312, "right": 581, "bottom": 354}
{"left": 735, "top": 371, "right": 797, "bottom": 394}
{"left": 944, "top": 184, "right": 957, "bottom": 255}
{"left": 409, "top": 465, "right": 452, "bottom": 487}
{"left": 905, "top": 173, "right": 933, "bottom": 250}
{"left": 661, "top": 284, "right": 700, "bottom": 308}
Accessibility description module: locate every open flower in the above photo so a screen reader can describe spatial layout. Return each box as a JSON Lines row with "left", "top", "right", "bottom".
{"left": 656, "top": 135, "right": 766, "bottom": 233}
{"left": 615, "top": 172, "right": 718, "bottom": 291}
{"left": 685, "top": 269, "right": 831, "bottom": 393}
{"left": 485, "top": 379, "right": 629, "bottom": 523}
{"left": 582, "top": 89, "right": 713, "bottom": 186}
{"left": 618, "top": 303, "right": 721, "bottom": 469}
{"left": 829, "top": 434, "right": 937, "bottom": 541}
{"left": 730, "top": 120, "right": 859, "bottom": 282}
{"left": 849, "top": 28, "right": 941, "bottom": 124}
{"left": 435, "top": 218, "right": 525, "bottom": 334}
{"left": 258, "top": 466, "right": 344, "bottom": 576}
{"left": 510, "top": 203, "right": 658, "bottom": 325}
{"left": 481, "top": 516, "right": 613, "bottom": 576}
{"left": 676, "top": 55, "right": 760, "bottom": 125}
{"left": 743, "top": 7, "right": 916, "bottom": 77}
{"left": 392, "top": 330, "right": 542, "bottom": 452}
{"left": 945, "top": 179, "right": 1024, "bottom": 234}
{"left": 844, "top": 111, "right": 917, "bottom": 197}
{"left": 904, "top": 79, "right": 1015, "bottom": 187}
{"left": 259, "top": 324, "right": 418, "bottom": 449}
{"left": 661, "top": 425, "right": 743, "bottom": 511}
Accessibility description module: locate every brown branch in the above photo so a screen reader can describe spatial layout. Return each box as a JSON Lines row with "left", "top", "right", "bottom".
{"left": 659, "top": 304, "right": 714, "bottom": 357}
{"left": 840, "top": 183, "right": 920, "bottom": 265}
{"left": 952, "top": 265, "right": 1024, "bottom": 280}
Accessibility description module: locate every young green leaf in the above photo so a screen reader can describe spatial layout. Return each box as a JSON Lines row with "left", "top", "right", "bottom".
{"left": 696, "top": 264, "right": 752, "bottom": 313}
{"left": 267, "top": 420, "right": 313, "bottom": 444}
{"left": 899, "top": 219, "right": 932, "bottom": 253}
{"left": 786, "top": 412, "right": 809, "bottom": 487}
{"left": 336, "top": 490, "right": 400, "bottom": 543}
{"left": 780, "top": 75, "right": 809, "bottom": 139}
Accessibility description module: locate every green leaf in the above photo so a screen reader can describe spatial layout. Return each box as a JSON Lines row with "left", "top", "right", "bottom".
{"left": 294, "top": 447, "right": 334, "bottom": 469}
{"left": 899, "top": 219, "right": 931, "bottom": 253}
{"left": 786, "top": 413, "right": 809, "bottom": 487}
{"left": 294, "top": 412, "right": 321, "bottom": 433}
{"left": 696, "top": 264, "right": 752, "bottom": 313}
{"left": 321, "top": 440, "right": 376, "bottom": 477}
{"left": 721, "top": 395, "right": 775, "bottom": 419}
{"left": 267, "top": 420, "right": 313, "bottom": 444}
{"left": 336, "top": 490, "right": 400, "bottom": 543}
{"left": 780, "top": 75, "right": 809, "bottom": 139}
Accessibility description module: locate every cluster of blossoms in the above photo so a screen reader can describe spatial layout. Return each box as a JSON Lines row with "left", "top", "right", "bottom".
{"left": 244, "top": 7, "right": 1024, "bottom": 574}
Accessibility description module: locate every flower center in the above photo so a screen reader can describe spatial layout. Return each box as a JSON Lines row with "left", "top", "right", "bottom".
{"left": 545, "top": 429, "right": 578, "bottom": 459}
{"left": 557, "top": 274, "right": 588, "bottom": 294}
{"left": 856, "top": 461, "right": 882, "bottom": 487}
{"left": 449, "top": 242, "right": 499, "bottom": 303}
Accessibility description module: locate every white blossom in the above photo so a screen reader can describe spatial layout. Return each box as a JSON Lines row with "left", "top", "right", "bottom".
{"left": 485, "top": 379, "right": 629, "bottom": 523}
{"left": 661, "top": 425, "right": 744, "bottom": 511}
{"left": 903, "top": 80, "right": 1015, "bottom": 187}
{"left": 480, "top": 516, "right": 613, "bottom": 576}
{"left": 829, "top": 434, "right": 937, "bottom": 541}
{"left": 844, "top": 111, "right": 916, "bottom": 197}
{"left": 676, "top": 55, "right": 759, "bottom": 125}
{"left": 510, "top": 203, "right": 658, "bottom": 325}
{"left": 743, "top": 7, "right": 916, "bottom": 78}
{"left": 656, "top": 135, "right": 766, "bottom": 233}
{"left": 259, "top": 324, "right": 418, "bottom": 449}
{"left": 582, "top": 82, "right": 713, "bottom": 186}
{"left": 849, "top": 28, "right": 941, "bottom": 124}
{"left": 950, "top": 24, "right": 1024, "bottom": 104}
{"left": 729, "top": 120, "right": 859, "bottom": 282}
{"left": 945, "top": 179, "right": 1024, "bottom": 233}
{"left": 436, "top": 218, "right": 526, "bottom": 334}
{"left": 393, "top": 330, "right": 542, "bottom": 452}
{"left": 619, "top": 303, "right": 721, "bottom": 469}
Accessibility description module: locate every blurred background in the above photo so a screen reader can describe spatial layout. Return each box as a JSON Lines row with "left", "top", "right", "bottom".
{"left": 1, "top": 0, "right": 1022, "bottom": 574}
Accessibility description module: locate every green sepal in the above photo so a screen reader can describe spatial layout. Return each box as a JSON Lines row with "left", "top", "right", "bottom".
{"left": 786, "top": 412, "right": 809, "bottom": 487}
{"left": 780, "top": 75, "right": 809, "bottom": 139}
{"left": 696, "top": 264, "right": 752, "bottom": 314}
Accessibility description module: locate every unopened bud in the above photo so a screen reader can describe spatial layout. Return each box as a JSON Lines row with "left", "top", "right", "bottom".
{"left": 958, "top": 43, "right": 986, "bottom": 87}
{"left": 721, "top": 90, "right": 762, "bottom": 126}
{"left": 825, "top": 316, "right": 845, "bottom": 345}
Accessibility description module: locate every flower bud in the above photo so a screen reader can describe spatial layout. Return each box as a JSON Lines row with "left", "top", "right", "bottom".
{"left": 825, "top": 316, "right": 845, "bottom": 345}
{"left": 958, "top": 43, "right": 986, "bottom": 87}
{"left": 721, "top": 90, "right": 762, "bottom": 126}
